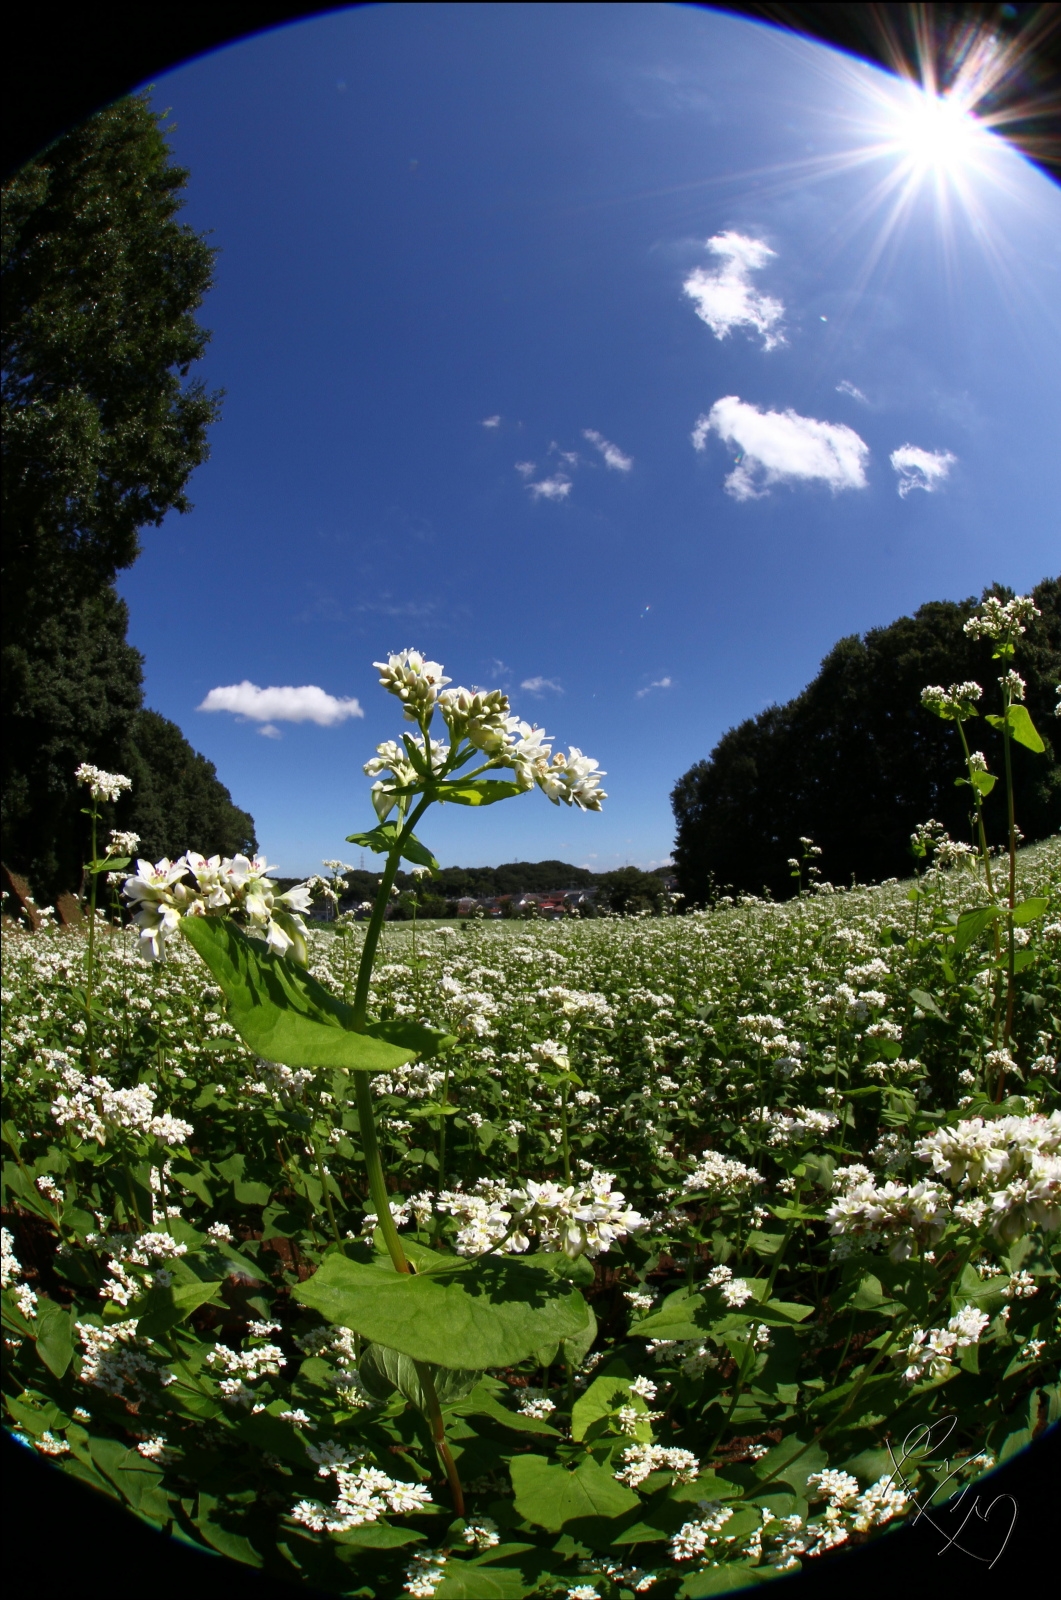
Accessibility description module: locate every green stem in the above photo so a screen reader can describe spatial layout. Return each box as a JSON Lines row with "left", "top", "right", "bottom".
{"left": 414, "top": 1359, "right": 465, "bottom": 1516}
{"left": 1000, "top": 713, "right": 1017, "bottom": 1080}
{"left": 86, "top": 809, "right": 98, "bottom": 1068}
{"left": 347, "top": 788, "right": 465, "bottom": 1513}
{"left": 560, "top": 1080, "right": 571, "bottom": 1185}
{"left": 437, "top": 1065, "right": 450, "bottom": 1192}
{"left": 311, "top": 1137, "right": 342, "bottom": 1244}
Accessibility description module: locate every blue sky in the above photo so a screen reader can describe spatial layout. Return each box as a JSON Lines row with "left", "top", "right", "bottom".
{"left": 127, "top": 3, "right": 1061, "bottom": 877}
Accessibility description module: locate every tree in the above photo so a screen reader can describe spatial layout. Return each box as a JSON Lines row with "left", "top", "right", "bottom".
{"left": 672, "top": 579, "right": 1060, "bottom": 903}
{"left": 122, "top": 711, "right": 256, "bottom": 866}
{"left": 1, "top": 95, "right": 244, "bottom": 896}
{"left": 2, "top": 94, "right": 220, "bottom": 620}
{"left": 595, "top": 866, "right": 666, "bottom": 916}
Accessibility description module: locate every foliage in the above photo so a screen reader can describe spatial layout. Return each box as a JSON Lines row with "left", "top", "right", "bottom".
{"left": 1, "top": 95, "right": 253, "bottom": 898}
{"left": 2, "top": 636, "right": 1058, "bottom": 1596}
{"left": 122, "top": 711, "right": 256, "bottom": 867}
{"left": 596, "top": 868, "right": 667, "bottom": 917}
{"left": 1, "top": 93, "right": 220, "bottom": 613}
{"left": 672, "top": 579, "right": 1060, "bottom": 903}
{"left": 4, "top": 845, "right": 1058, "bottom": 1592}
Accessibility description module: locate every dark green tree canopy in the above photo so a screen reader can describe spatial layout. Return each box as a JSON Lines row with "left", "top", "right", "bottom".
{"left": 672, "top": 578, "right": 1060, "bottom": 904}
{"left": 121, "top": 710, "right": 256, "bottom": 867}
{"left": 1, "top": 93, "right": 220, "bottom": 622}
{"left": 1, "top": 97, "right": 251, "bottom": 898}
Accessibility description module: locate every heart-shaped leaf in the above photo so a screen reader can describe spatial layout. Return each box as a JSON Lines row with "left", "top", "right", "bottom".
{"left": 181, "top": 916, "right": 450, "bottom": 1070}
{"left": 294, "top": 1251, "right": 589, "bottom": 1369}
{"left": 509, "top": 1453, "right": 639, "bottom": 1531}
{"left": 346, "top": 824, "right": 440, "bottom": 871}
{"left": 435, "top": 781, "right": 525, "bottom": 807}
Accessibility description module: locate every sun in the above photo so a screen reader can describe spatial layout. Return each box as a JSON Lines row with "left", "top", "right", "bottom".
{"left": 888, "top": 87, "right": 986, "bottom": 176}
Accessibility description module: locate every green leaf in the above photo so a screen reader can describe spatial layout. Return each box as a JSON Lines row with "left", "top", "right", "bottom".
{"left": 753, "top": 1434, "right": 828, "bottom": 1498}
{"left": 89, "top": 1436, "right": 172, "bottom": 1524}
{"left": 135, "top": 1280, "right": 225, "bottom": 1340}
{"left": 334, "top": 1524, "right": 426, "bottom": 1549}
{"left": 1012, "top": 897, "right": 1049, "bottom": 927}
{"left": 1005, "top": 704, "right": 1046, "bottom": 753}
{"left": 679, "top": 1566, "right": 766, "bottom": 1596}
{"left": 34, "top": 1298, "right": 73, "bottom": 1377}
{"left": 953, "top": 906, "right": 1002, "bottom": 952}
{"left": 571, "top": 1374, "right": 647, "bottom": 1442}
{"left": 180, "top": 915, "right": 445, "bottom": 1071}
{"left": 345, "top": 824, "right": 440, "bottom": 871}
{"left": 452, "top": 1382, "right": 561, "bottom": 1435}
{"left": 358, "top": 1343, "right": 483, "bottom": 1410}
{"left": 435, "top": 781, "right": 525, "bottom": 807}
{"left": 294, "top": 1252, "right": 590, "bottom": 1368}
{"left": 433, "top": 1566, "right": 532, "bottom": 1598}
{"left": 509, "top": 1453, "right": 640, "bottom": 1531}
{"left": 909, "top": 988, "right": 944, "bottom": 1017}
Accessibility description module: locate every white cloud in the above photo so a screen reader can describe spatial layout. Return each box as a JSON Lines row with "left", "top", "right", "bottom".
{"left": 258, "top": 723, "right": 282, "bottom": 739}
{"left": 836, "top": 379, "right": 868, "bottom": 403}
{"left": 693, "top": 395, "right": 869, "bottom": 501}
{"left": 521, "top": 676, "right": 563, "bottom": 695}
{"left": 198, "top": 681, "right": 364, "bottom": 726}
{"left": 890, "top": 444, "right": 957, "bottom": 497}
{"left": 636, "top": 676, "right": 672, "bottom": 699}
{"left": 526, "top": 474, "right": 572, "bottom": 501}
{"left": 683, "top": 232, "right": 786, "bottom": 351}
{"left": 481, "top": 414, "right": 501, "bottom": 428}
{"left": 515, "top": 461, "right": 536, "bottom": 477}
{"left": 583, "top": 428, "right": 633, "bottom": 471}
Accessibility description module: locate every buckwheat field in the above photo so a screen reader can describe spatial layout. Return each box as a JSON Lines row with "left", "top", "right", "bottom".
{"left": 3, "top": 629, "right": 1059, "bottom": 1598}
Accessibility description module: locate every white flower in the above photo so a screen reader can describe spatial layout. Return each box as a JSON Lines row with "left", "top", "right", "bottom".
{"left": 616, "top": 1443, "right": 700, "bottom": 1488}
{"left": 374, "top": 650, "right": 451, "bottom": 721}
{"left": 963, "top": 594, "right": 1039, "bottom": 644}
{"left": 75, "top": 764, "right": 133, "bottom": 802}
{"left": 518, "top": 1393, "right": 557, "bottom": 1419}
{"left": 683, "top": 1150, "right": 763, "bottom": 1196}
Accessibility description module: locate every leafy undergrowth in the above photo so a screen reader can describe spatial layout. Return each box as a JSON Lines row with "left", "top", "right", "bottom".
{"left": 3, "top": 841, "right": 1059, "bottom": 1597}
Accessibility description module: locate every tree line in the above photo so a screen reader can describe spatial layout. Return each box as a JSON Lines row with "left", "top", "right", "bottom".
{"left": 671, "top": 579, "right": 1060, "bottom": 905}
{"left": 2, "top": 96, "right": 255, "bottom": 900}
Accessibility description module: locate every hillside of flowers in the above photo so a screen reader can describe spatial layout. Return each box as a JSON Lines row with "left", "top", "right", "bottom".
{"left": 2, "top": 616, "right": 1059, "bottom": 1599}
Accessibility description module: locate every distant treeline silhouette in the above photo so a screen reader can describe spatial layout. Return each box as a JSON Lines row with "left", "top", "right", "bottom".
{"left": 671, "top": 578, "right": 1060, "bottom": 904}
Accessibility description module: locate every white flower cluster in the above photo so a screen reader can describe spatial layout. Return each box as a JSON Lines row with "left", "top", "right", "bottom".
{"left": 914, "top": 1112, "right": 1061, "bottom": 1242}
{"left": 292, "top": 1464, "right": 434, "bottom": 1534}
{"left": 577, "top": 1561, "right": 657, "bottom": 1593}
{"left": 518, "top": 1392, "right": 557, "bottom": 1419}
{"left": 87, "top": 1229, "right": 189, "bottom": 1308}
{"left": 799, "top": 1470, "right": 911, "bottom": 1554}
{"left": 737, "top": 1013, "right": 795, "bottom": 1053}
{"left": 1, "top": 1227, "right": 37, "bottom": 1321}
{"left": 76, "top": 1319, "right": 164, "bottom": 1402}
{"left": 616, "top": 1443, "right": 700, "bottom": 1488}
{"left": 50, "top": 1064, "right": 193, "bottom": 1149}
{"left": 294, "top": 1325, "right": 374, "bottom": 1403}
{"left": 920, "top": 682, "right": 983, "bottom": 720}
{"left": 370, "top": 649, "right": 607, "bottom": 813}
{"left": 900, "top": 1306, "right": 989, "bottom": 1384}
{"left": 403, "top": 1550, "right": 448, "bottom": 1597}
{"left": 825, "top": 1165, "right": 950, "bottom": 1260}
{"left": 682, "top": 1150, "right": 763, "bottom": 1197}
{"left": 122, "top": 851, "right": 313, "bottom": 962}
{"left": 963, "top": 594, "right": 1039, "bottom": 644}
{"left": 206, "top": 1340, "right": 285, "bottom": 1404}
{"left": 462, "top": 1519, "right": 501, "bottom": 1550}
{"left": 75, "top": 764, "right": 133, "bottom": 803}
{"left": 432, "top": 1170, "right": 643, "bottom": 1259}
{"left": 762, "top": 1106, "right": 839, "bottom": 1146}
{"left": 669, "top": 1504, "right": 734, "bottom": 1559}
